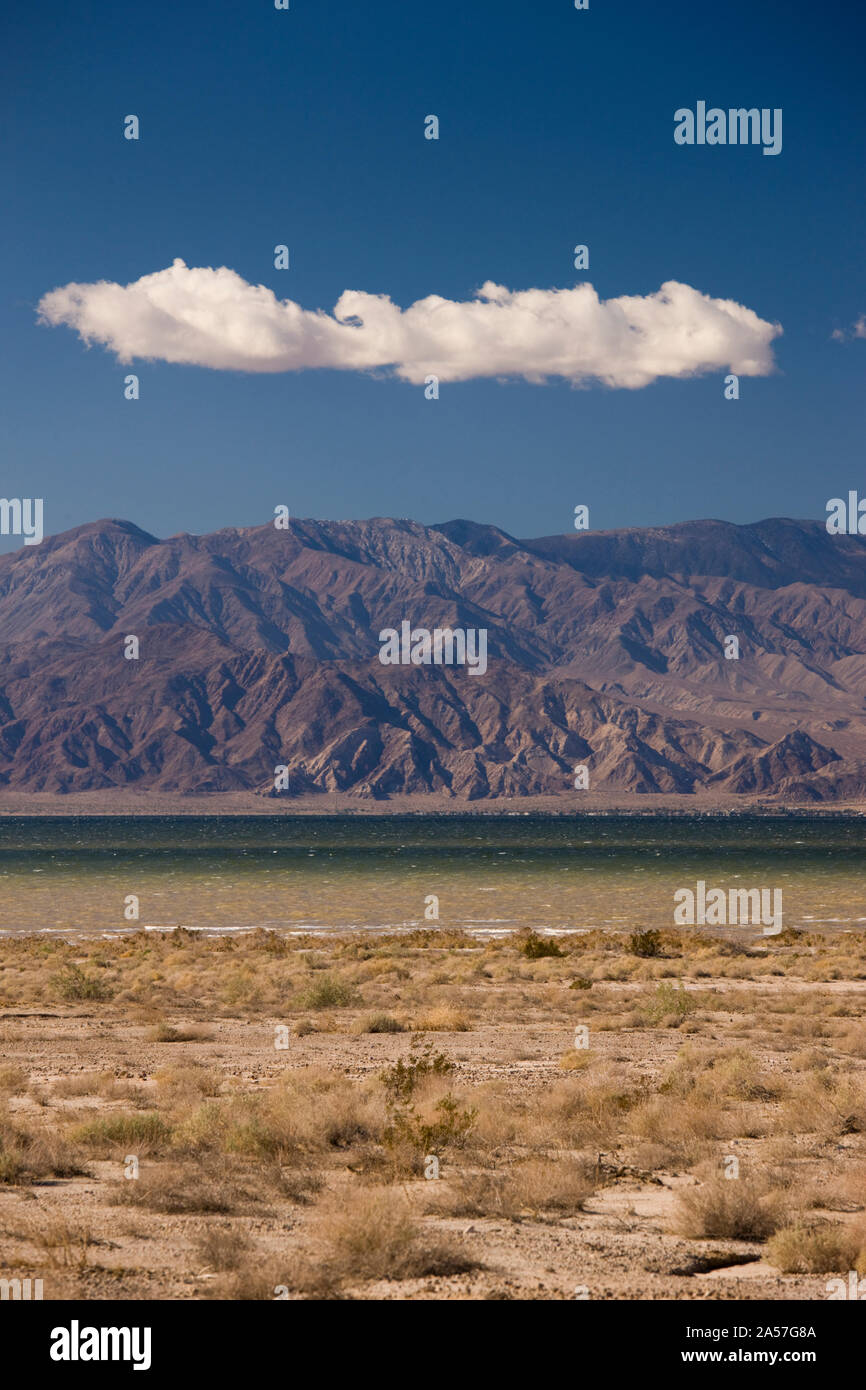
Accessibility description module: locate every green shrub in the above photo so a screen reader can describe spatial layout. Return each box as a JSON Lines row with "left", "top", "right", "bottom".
{"left": 70, "top": 1112, "right": 171, "bottom": 1153}
{"left": 383, "top": 1094, "right": 477, "bottom": 1174}
{"left": 300, "top": 975, "right": 359, "bottom": 1009}
{"left": 643, "top": 982, "right": 697, "bottom": 1026}
{"left": 362, "top": 1013, "right": 405, "bottom": 1034}
{"left": 520, "top": 931, "right": 564, "bottom": 960}
{"left": 628, "top": 930, "right": 662, "bottom": 958}
{"left": 52, "top": 964, "right": 114, "bottom": 1002}
{"left": 380, "top": 1042, "right": 454, "bottom": 1103}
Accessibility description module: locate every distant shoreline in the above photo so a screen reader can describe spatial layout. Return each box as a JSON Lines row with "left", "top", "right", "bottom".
{"left": 0, "top": 790, "right": 864, "bottom": 818}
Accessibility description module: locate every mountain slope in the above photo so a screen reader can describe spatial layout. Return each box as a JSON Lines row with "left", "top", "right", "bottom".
{"left": 0, "top": 515, "right": 862, "bottom": 800}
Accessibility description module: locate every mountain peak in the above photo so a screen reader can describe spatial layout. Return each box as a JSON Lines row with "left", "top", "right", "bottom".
{"left": 0, "top": 513, "right": 862, "bottom": 802}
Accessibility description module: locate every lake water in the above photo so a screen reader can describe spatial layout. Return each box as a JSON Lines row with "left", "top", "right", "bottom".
{"left": 1, "top": 814, "right": 865, "bottom": 937}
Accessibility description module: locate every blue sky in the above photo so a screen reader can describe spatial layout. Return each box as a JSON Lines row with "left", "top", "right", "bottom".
{"left": 3, "top": 0, "right": 865, "bottom": 549}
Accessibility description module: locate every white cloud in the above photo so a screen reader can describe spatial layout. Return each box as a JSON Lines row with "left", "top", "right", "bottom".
{"left": 38, "top": 258, "right": 781, "bottom": 388}
{"left": 832, "top": 315, "right": 866, "bottom": 343}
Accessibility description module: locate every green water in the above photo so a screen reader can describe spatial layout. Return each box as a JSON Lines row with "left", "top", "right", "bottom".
{"left": 0, "top": 814, "right": 864, "bottom": 936}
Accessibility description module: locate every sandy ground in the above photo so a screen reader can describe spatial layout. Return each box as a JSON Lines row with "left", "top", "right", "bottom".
{"left": 1, "top": 927, "right": 864, "bottom": 1301}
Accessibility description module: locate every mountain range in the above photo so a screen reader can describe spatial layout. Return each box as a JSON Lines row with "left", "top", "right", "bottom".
{"left": 1, "top": 514, "right": 865, "bottom": 802}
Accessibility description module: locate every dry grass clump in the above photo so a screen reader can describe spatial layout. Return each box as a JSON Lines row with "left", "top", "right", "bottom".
{"left": 531, "top": 1068, "right": 639, "bottom": 1149}
{"left": 433, "top": 1157, "right": 596, "bottom": 1218}
{"left": 427, "top": 1169, "right": 517, "bottom": 1218}
{"left": 152, "top": 1064, "right": 222, "bottom": 1101}
{"left": 465, "top": 1083, "right": 524, "bottom": 1148}
{"left": 674, "top": 1176, "right": 788, "bottom": 1241}
{"left": 837, "top": 1025, "right": 866, "bottom": 1059}
{"left": 317, "top": 1189, "right": 476, "bottom": 1283}
{"left": 659, "top": 1045, "right": 782, "bottom": 1105}
{"left": 52, "top": 1071, "right": 149, "bottom": 1106}
{"left": 213, "top": 1186, "right": 477, "bottom": 1298}
{"left": 51, "top": 963, "right": 114, "bottom": 1002}
{"left": 211, "top": 1263, "right": 306, "bottom": 1301}
{"left": 191, "top": 1223, "right": 253, "bottom": 1271}
{"left": 299, "top": 975, "right": 359, "bottom": 1010}
{"left": 68, "top": 1111, "right": 172, "bottom": 1156}
{"left": 148, "top": 1022, "right": 214, "bottom": 1043}
{"left": 0, "top": 1107, "right": 86, "bottom": 1183}
{"left": 509, "top": 1156, "right": 596, "bottom": 1214}
{"left": 559, "top": 1049, "right": 593, "bottom": 1072}
{"left": 112, "top": 1152, "right": 312, "bottom": 1215}
{"left": 173, "top": 1068, "right": 382, "bottom": 1161}
{"left": 109, "top": 1159, "right": 257, "bottom": 1214}
{"left": 627, "top": 1095, "right": 726, "bottom": 1164}
{"left": 353, "top": 1013, "right": 406, "bottom": 1034}
{"left": 412, "top": 1005, "right": 471, "bottom": 1032}
{"left": 780, "top": 1070, "right": 866, "bottom": 1139}
{"left": 767, "top": 1220, "right": 866, "bottom": 1274}
{"left": 642, "top": 983, "right": 699, "bottom": 1028}
{"left": 4, "top": 1216, "right": 96, "bottom": 1268}
{"left": 0, "top": 1066, "right": 28, "bottom": 1095}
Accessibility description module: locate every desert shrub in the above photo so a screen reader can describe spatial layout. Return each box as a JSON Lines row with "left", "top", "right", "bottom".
{"left": 192, "top": 1223, "right": 253, "bottom": 1272}
{"left": 0, "top": 1066, "right": 28, "bottom": 1094}
{"left": 357, "top": 1013, "right": 405, "bottom": 1034}
{"left": 111, "top": 1166, "right": 237, "bottom": 1214}
{"left": 767, "top": 1221, "right": 866, "bottom": 1274}
{"left": 675, "top": 1177, "right": 786, "bottom": 1240}
{"left": 519, "top": 931, "right": 564, "bottom": 960}
{"left": 559, "top": 1049, "right": 593, "bottom": 1072}
{"left": 380, "top": 1043, "right": 454, "bottom": 1103}
{"left": 383, "top": 1092, "right": 477, "bottom": 1173}
{"left": 429, "top": 1170, "right": 516, "bottom": 1218}
{"left": 413, "top": 1006, "right": 470, "bottom": 1032}
{"left": 70, "top": 1112, "right": 171, "bottom": 1155}
{"left": 379, "top": 1043, "right": 474, "bottom": 1172}
{"left": 149, "top": 1022, "right": 212, "bottom": 1043}
{"left": 319, "top": 1190, "right": 476, "bottom": 1282}
{"left": 52, "top": 964, "right": 114, "bottom": 1002}
{"left": 509, "top": 1157, "right": 595, "bottom": 1214}
{"left": 0, "top": 1112, "right": 85, "bottom": 1184}
{"left": 781, "top": 1071, "right": 866, "bottom": 1139}
{"left": 643, "top": 983, "right": 697, "bottom": 1026}
{"left": 628, "top": 930, "right": 662, "bottom": 958}
{"left": 300, "top": 975, "right": 359, "bottom": 1010}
